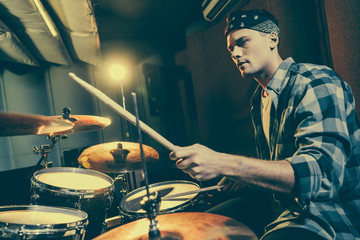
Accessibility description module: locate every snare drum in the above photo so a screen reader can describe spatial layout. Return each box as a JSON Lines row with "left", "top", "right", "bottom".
{"left": 119, "top": 180, "right": 201, "bottom": 223}
{"left": 0, "top": 205, "right": 88, "bottom": 239}
{"left": 30, "top": 167, "right": 114, "bottom": 240}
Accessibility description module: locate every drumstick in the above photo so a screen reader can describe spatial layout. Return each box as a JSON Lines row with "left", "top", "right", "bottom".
{"left": 162, "top": 185, "right": 224, "bottom": 200}
{"left": 68, "top": 72, "right": 176, "bottom": 151}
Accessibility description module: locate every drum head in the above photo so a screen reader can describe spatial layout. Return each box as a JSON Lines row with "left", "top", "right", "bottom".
{"left": 33, "top": 167, "right": 113, "bottom": 193}
{"left": 120, "top": 180, "right": 199, "bottom": 215}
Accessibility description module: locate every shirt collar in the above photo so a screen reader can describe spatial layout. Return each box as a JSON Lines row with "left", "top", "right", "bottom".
{"left": 264, "top": 57, "right": 295, "bottom": 109}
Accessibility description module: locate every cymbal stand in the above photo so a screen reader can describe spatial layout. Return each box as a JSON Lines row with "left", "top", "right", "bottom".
{"left": 32, "top": 108, "right": 71, "bottom": 169}
{"left": 26, "top": 134, "right": 65, "bottom": 182}
{"left": 32, "top": 134, "right": 67, "bottom": 168}
{"left": 113, "top": 86, "right": 132, "bottom": 197}
{"left": 132, "top": 92, "right": 161, "bottom": 240}
{"left": 108, "top": 143, "right": 130, "bottom": 197}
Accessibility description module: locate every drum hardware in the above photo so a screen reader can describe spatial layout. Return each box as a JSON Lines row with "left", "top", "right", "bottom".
{"left": 111, "top": 143, "right": 130, "bottom": 161}
{"left": 114, "top": 173, "right": 130, "bottom": 197}
{"left": 32, "top": 134, "right": 66, "bottom": 169}
{"left": 132, "top": 92, "right": 161, "bottom": 240}
{"left": 104, "top": 215, "right": 123, "bottom": 230}
{"left": 26, "top": 133, "right": 66, "bottom": 182}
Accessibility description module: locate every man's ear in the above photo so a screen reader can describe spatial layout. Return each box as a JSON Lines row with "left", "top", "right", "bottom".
{"left": 269, "top": 32, "right": 279, "bottom": 50}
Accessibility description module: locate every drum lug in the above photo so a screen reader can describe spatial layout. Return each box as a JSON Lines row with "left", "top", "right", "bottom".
{"left": 30, "top": 182, "right": 37, "bottom": 192}
{"left": 106, "top": 195, "right": 114, "bottom": 210}
{"left": 74, "top": 194, "right": 85, "bottom": 209}
{"left": 1, "top": 225, "right": 7, "bottom": 239}
{"left": 30, "top": 193, "right": 40, "bottom": 203}
{"left": 75, "top": 223, "right": 85, "bottom": 236}
{"left": 17, "top": 225, "right": 26, "bottom": 239}
{"left": 101, "top": 221, "right": 107, "bottom": 234}
{"left": 74, "top": 200, "right": 82, "bottom": 209}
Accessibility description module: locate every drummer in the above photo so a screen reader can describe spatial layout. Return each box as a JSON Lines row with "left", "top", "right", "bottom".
{"left": 170, "top": 9, "right": 360, "bottom": 240}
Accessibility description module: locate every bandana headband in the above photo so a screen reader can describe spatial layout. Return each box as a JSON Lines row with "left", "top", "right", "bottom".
{"left": 225, "top": 9, "right": 280, "bottom": 39}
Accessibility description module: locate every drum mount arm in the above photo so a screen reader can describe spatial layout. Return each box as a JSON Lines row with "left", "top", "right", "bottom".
{"left": 33, "top": 134, "right": 67, "bottom": 168}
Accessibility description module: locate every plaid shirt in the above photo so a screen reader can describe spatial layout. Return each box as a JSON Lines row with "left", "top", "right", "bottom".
{"left": 250, "top": 58, "right": 360, "bottom": 239}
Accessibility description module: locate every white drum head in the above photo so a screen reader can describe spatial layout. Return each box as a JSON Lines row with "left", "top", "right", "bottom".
{"left": 36, "top": 172, "right": 111, "bottom": 190}
{"left": 121, "top": 181, "right": 199, "bottom": 214}
{"left": 0, "top": 210, "right": 83, "bottom": 224}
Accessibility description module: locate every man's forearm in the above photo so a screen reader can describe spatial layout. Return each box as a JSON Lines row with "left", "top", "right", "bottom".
{"left": 219, "top": 153, "right": 295, "bottom": 194}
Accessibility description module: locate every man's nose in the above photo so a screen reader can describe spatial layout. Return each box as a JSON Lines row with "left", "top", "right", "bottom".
{"left": 231, "top": 46, "right": 242, "bottom": 59}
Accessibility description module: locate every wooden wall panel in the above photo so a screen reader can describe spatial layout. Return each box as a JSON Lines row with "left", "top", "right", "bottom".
{"left": 0, "top": 66, "right": 53, "bottom": 170}
{"left": 324, "top": 0, "right": 360, "bottom": 113}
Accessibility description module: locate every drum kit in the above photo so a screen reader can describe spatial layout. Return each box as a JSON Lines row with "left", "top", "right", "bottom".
{"left": 0, "top": 73, "right": 258, "bottom": 240}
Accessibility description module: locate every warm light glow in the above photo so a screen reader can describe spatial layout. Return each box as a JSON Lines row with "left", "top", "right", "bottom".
{"left": 33, "top": 0, "right": 58, "bottom": 37}
{"left": 109, "top": 64, "right": 127, "bottom": 81}
{"left": 100, "top": 50, "right": 136, "bottom": 86}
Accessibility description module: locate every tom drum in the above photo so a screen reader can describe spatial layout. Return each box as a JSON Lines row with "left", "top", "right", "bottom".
{"left": 119, "top": 180, "right": 202, "bottom": 223}
{"left": 0, "top": 205, "right": 88, "bottom": 239}
{"left": 30, "top": 167, "right": 114, "bottom": 239}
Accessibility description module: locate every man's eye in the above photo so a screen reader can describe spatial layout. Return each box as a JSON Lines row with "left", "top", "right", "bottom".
{"left": 237, "top": 40, "right": 247, "bottom": 47}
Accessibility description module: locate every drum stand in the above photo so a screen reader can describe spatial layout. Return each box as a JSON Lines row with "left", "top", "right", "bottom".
{"left": 132, "top": 93, "right": 161, "bottom": 240}
{"left": 114, "top": 83, "right": 133, "bottom": 198}
{"left": 33, "top": 134, "right": 66, "bottom": 168}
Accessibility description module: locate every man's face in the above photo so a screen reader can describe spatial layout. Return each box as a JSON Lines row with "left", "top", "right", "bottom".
{"left": 226, "top": 28, "right": 272, "bottom": 78}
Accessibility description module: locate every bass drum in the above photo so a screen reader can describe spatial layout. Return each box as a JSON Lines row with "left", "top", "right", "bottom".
{"left": 119, "top": 180, "right": 202, "bottom": 223}
{"left": 0, "top": 205, "right": 88, "bottom": 239}
{"left": 30, "top": 167, "right": 114, "bottom": 240}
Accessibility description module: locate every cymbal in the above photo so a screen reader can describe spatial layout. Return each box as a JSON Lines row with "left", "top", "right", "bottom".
{"left": 95, "top": 212, "right": 258, "bottom": 240}
{"left": 0, "top": 112, "right": 74, "bottom": 137}
{"left": 48, "top": 115, "right": 111, "bottom": 135}
{"left": 78, "top": 141, "right": 159, "bottom": 173}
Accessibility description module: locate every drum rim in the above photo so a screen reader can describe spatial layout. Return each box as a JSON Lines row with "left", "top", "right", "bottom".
{"left": 119, "top": 180, "right": 200, "bottom": 216}
{"left": 0, "top": 205, "right": 88, "bottom": 236}
{"left": 31, "top": 167, "right": 115, "bottom": 196}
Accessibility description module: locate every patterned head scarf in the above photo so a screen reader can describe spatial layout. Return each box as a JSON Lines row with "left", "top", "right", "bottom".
{"left": 225, "top": 9, "right": 280, "bottom": 39}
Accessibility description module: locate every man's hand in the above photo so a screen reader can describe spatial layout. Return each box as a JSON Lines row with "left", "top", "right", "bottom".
{"left": 218, "top": 177, "right": 246, "bottom": 192}
{"left": 169, "top": 144, "right": 224, "bottom": 181}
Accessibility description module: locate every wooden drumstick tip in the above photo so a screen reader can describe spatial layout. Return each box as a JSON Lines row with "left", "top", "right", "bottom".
{"left": 68, "top": 72, "right": 76, "bottom": 78}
